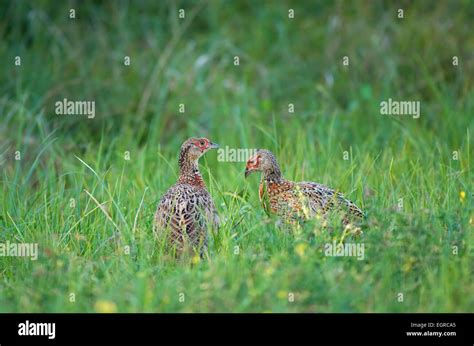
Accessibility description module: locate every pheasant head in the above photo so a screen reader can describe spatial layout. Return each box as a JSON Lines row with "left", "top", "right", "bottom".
{"left": 244, "top": 149, "right": 283, "bottom": 183}
{"left": 178, "top": 137, "right": 219, "bottom": 186}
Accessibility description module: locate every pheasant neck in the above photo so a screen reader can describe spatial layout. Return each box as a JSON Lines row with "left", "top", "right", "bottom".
{"left": 177, "top": 145, "right": 206, "bottom": 188}
{"left": 263, "top": 168, "right": 283, "bottom": 184}
{"left": 178, "top": 158, "right": 205, "bottom": 187}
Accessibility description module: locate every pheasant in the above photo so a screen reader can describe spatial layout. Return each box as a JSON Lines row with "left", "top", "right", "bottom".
{"left": 244, "top": 149, "right": 363, "bottom": 222}
{"left": 154, "top": 137, "right": 220, "bottom": 254}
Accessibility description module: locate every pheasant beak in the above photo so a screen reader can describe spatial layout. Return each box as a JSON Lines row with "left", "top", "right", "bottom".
{"left": 209, "top": 142, "right": 219, "bottom": 149}
{"left": 244, "top": 167, "right": 256, "bottom": 178}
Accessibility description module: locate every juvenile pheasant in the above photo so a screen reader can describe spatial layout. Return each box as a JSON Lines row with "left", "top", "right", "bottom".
{"left": 154, "top": 137, "right": 220, "bottom": 254}
{"left": 245, "top": 149, "right": 363, "bottom": 222}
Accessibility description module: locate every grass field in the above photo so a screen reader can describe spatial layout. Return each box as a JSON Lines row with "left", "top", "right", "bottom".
{"left": 0, "top": 1, "right": 473, "bottom": 312}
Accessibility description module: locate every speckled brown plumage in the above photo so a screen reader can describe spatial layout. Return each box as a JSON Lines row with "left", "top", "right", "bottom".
{"left": 245, "top": 149, "right": 363, "bottom": 222}
{"left": 154, "top": 137, "right": 219, "bottom": 254}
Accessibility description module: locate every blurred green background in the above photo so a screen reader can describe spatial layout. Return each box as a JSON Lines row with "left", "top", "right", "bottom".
{"left": 0, "top": 0, "right": 472, "bottom": 312}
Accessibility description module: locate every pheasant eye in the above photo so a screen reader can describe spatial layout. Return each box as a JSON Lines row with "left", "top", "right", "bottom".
{"left": 200, "top": 140, "right": 205, "bottom": 146}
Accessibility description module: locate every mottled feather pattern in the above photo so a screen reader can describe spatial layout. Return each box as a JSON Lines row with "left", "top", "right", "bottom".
{"left": 154, "top": 138, "right": 219, "bottom": 253}
{"left": 154, "top": 183, "right": 219, "bottom": 248}
{"left": 248, "top": 150, "right": 363, "bottom": 221}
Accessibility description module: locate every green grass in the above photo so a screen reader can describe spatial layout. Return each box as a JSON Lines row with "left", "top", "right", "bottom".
{"left": 0, "top": 0, "right": 473, "bottom": 312}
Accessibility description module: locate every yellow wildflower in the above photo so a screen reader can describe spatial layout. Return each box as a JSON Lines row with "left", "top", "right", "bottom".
{"left": 94, "top": 300, "right": 117, "bottom": 313}
{"left": 191, "top": 254, "right": 200, "bottom": 264}
{"left": 277, "top": 290, "right": 287, "bottom": 299}
{"left": 402, "top": 257, "right": 416, "bottom": 273}
{"left": 295, "top": 243, "right": 307, "bottom": 258}
{"left": 264, "top": 265, "right": 275, "bottom": 277}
